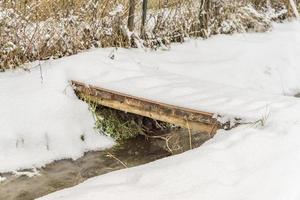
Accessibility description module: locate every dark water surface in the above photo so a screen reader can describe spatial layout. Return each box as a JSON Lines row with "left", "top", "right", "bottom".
{"left": 0, "top": 129, "right": 211, "bottom": 200}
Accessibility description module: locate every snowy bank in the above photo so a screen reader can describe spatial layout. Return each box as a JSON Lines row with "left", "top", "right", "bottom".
{"left": 36, "top": 21, "right": 300, "bottom": 200}
{"left": 1, "top": 20, "right": 300, "bottom": 175}
{"left": 0, "top": 62, "right": 115, "bottom": 173}
{"left": 39, "top": 122, "right": 300, "bottom": 200}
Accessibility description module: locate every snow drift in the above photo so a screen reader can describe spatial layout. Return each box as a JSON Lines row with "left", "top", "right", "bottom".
{"left": 37, "top": 20, "right": 300, "bottom": 200}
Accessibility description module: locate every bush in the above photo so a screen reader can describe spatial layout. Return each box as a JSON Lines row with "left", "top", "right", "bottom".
{"left": 0, "top": 0, "right": 295, "bottom": 70}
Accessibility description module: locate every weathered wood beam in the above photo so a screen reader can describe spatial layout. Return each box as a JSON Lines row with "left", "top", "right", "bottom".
{"left": 72, "top": 81, "right": 220, "bottom": 135}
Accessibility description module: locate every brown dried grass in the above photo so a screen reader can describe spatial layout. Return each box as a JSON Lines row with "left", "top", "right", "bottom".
{"left": 0, "top": 0, "right": 296, "bottom": 71}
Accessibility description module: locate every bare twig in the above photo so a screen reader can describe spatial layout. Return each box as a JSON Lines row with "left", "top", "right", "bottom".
{"left": 106, "top": 151, "right": 128, "bottom": 168}
{"left": 186, "top": 120, "right": 192, "bottom": 150}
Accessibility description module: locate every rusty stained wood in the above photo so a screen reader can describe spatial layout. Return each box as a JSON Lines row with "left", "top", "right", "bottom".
{"left": 72, "top": 81, "right": 220, "bottom": 135}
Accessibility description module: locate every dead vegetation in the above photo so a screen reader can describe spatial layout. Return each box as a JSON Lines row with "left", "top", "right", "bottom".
{"left": 90, "top": 103, "right": 175, "bottom": 142}
{"left": 0, "top": 0, "right": 299, "bottom": 70}
{"left": 91, "top": 104, "right": 211, "bottom": 154}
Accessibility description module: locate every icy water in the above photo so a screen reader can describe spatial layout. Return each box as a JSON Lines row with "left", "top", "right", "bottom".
{"left": 0, "top": 129, "right": 211, "bottom": 200}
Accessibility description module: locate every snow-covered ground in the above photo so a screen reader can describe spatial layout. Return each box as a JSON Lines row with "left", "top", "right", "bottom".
{"left": 1, "top": 20, "right": 300, "bottom": 199}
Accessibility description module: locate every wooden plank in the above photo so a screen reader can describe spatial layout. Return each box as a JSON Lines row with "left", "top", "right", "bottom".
{"left": 71, "top": 81, "right": 220, "bottom": 135}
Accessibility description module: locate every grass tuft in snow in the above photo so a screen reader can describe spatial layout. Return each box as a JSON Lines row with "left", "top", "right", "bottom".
{"left": 89, "top": 103, "right": 141, "bottom": 141}
{"left": 250, "top": 106, "right": 271, "bottom": 128}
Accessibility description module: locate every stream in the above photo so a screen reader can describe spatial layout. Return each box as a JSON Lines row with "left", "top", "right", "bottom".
{"left": 0, "top": 129, "right": 211, "bottom": 200}
{"left": 2, "top": 93, "right": 300, "bottom": 200}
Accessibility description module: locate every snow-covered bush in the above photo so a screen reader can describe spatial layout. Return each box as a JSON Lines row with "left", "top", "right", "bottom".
{"left": 0, "top": 0, "right": 129, "bottom": 70}
{"left": 0, "top": 0, "right": 296, "bottom": 70}
{"left": 143, "top": 0, "right": 287, "bottom": 48}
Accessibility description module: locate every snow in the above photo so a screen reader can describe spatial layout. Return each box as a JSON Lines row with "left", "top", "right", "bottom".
{"left": 39, "top": 124, "right": 300, "bottom": 200}
{"left": 1, "top": 17, "right": 300, "bottom": 198}
{"left": 12, "top": 168, "right": 40, "bottom": 178}
{"left": 0, "top": 176, "right": 6, "bottom": 183}
{"left": 35, "top": 20, "right": 300, "bottom": 200}
{"left": 289, "top": 0, "right": 299, "bottom": 18}
{"left": 109, "top": 4, "right": 124, "bottom": 16}
{"left": 0, "top": 61, "right": 115, "bottom": 173}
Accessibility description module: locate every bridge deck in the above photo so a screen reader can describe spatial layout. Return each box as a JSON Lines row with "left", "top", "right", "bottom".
{"left": 72, "top": 80, "right": 221, "bottom": 135}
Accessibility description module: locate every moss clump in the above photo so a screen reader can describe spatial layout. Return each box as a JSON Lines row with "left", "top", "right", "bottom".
{"left": 90, "top": 104, "right": 141, "bottom": 141}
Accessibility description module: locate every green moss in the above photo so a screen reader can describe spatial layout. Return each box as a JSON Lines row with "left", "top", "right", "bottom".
{"left": 89, "top": 103, "right": 140, "bottom": 141}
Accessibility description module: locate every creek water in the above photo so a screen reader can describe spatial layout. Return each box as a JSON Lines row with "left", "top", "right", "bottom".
{"left": 1, "top": 92, "right": 294, "bottom": 199}
{"left": 0, "top": 129, "right": 211, "bottom": 200}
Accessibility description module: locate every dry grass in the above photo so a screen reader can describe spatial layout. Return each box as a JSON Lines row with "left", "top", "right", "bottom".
{"left": 1, "top": 0, "right": 184, "bottom": 21}
{"left": 0, "top": 0, "right": 297, "bottom": 71}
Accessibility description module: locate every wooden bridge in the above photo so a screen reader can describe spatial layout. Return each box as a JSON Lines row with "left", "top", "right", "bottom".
{"left": 72, "top": 81, "right": 221, "bottom": 135}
